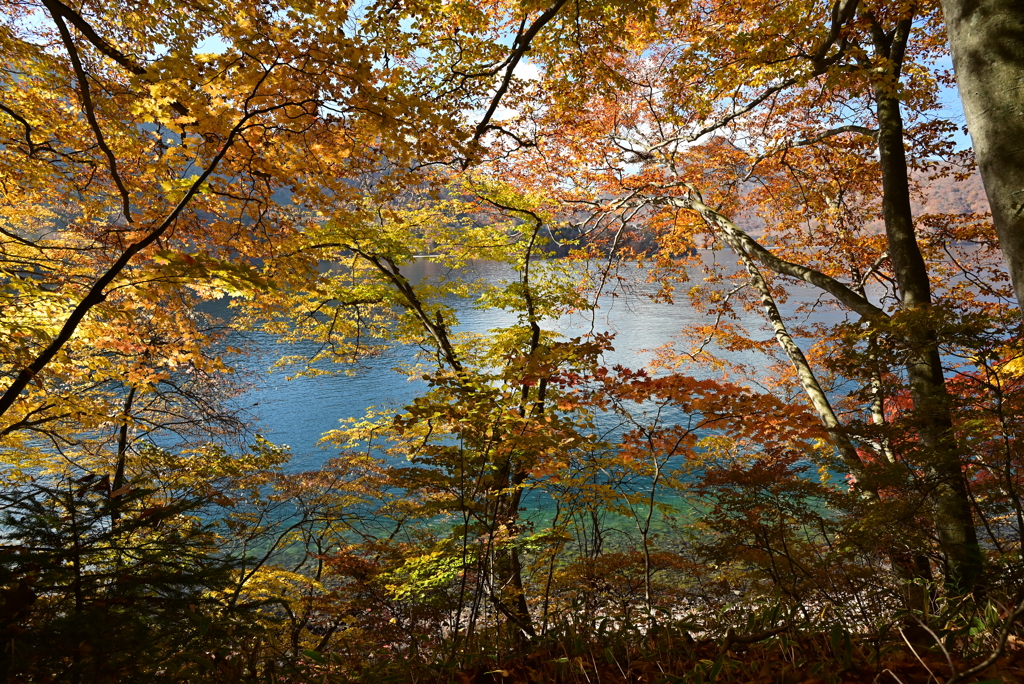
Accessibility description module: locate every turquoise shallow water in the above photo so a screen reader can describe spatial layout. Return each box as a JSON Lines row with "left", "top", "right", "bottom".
{"left": 195, "top": 254, "right": 871, "bottom": 551}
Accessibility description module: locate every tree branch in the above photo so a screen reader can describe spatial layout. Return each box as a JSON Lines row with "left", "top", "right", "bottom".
{"left": 46, "top": 4, "right": 134, "bottom": 223}
{"left": 651, "top": 185, "right": 888, "bottom": 320}
{"left": 0, "top": 71, "right": 286, "bottom": 421}
{"left": 643, "top": 77, "right": 802, "bottom": 156}
{"left": 472, "top": 0, "right": 570, "bottom": 143}
{"left": 0, "top": 102, "right": 53, "bottom": 157}
{"left": 733, "top": 239, "right": 869, "bottom": 478}
{"left": 641, "top": 0, "right": 861, "bottom": 158}
{"left": 813, "top": 0, "right": 861, "bottom": 63}
{"left": 351, "top": 248, "right": 464, "bottom": 373}
{"left": 41, "top": 0, "right": 146, "bottom": 75}
{"left": 741, "top": 124, "right": 878, "bottom": 182}
{"left": 41, "top": 0, "right": 189, "bottom": 116}
{"left": 792, "top": 124, "right": 877, "bottom": 148}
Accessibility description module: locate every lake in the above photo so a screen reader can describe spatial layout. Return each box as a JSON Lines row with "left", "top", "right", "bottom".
{"left": 222, "top": 253, "right": 849, "bottom": 471}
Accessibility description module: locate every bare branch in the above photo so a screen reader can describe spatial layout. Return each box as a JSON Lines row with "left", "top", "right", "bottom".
{"left": 472, "top": 0, "right": 570, "bottom": 143}
{"left": 46, "top": 3, "right": 134, "bottom": 223}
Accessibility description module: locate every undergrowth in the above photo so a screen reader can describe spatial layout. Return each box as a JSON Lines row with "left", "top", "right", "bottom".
{"left": 287, "top": 600, "right": 1024, "bottom": 684}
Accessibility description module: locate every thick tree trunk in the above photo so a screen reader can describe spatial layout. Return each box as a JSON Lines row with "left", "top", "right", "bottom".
{"left": 940, "top": 0, "right": 1024, "bottom": 310}
{"left": 874, "top": 84, "right": 985, "bottom": 593}
{"left": 714, "top": 210, "right": 933, "bottom": 609}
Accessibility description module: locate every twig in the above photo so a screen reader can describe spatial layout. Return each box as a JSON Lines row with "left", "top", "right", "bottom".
{"left": 899, "top": 627, "right": 938, "bottom": 684}
{"left": 877, "top": 669, "right": 907, "bottom": 684}
{"left": 912, "top": 617, "right": 957, "bottom": 679}
{"left": 946, "top": 595, "right": 1024, "bottom": 684}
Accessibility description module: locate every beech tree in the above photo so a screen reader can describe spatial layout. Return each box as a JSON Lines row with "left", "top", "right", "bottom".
{"left": 0, "top": 0, "right": 578, "bottom": 472}
{"left": 940, "top": 0, "right": 1024, "bottom": 311}
{"left": 4, "top": 0, "right": 1024, "bottom": 676}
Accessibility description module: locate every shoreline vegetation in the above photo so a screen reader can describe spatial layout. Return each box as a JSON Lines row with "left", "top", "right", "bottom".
{"left": 2, "top": 0, "right": 1023, "bottom": 682}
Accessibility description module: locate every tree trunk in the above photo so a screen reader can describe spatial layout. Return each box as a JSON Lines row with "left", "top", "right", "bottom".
{"left": 874, "top": 78, "right": 985, "bottom": 594}
{"left": 490, "top": 467, "right": 535, "bottom": 646}
{"left": 110, "top": 384, "right": 135, "bottom": 525}
{"left": 940, "top": 0, "right": 1024, "bottom": 310}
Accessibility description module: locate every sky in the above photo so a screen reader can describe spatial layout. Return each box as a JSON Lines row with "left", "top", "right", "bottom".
{"left": 935, "top": 57, "right": 974, "bottom": 152}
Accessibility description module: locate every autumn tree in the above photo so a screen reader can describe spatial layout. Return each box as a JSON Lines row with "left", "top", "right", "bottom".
{"left": 0, "top": 0, "right": 583, "bottom": 476}
{"left": 472, "top": 0, "right": 1020, "bottom": 595}
{"left": 0, "top": 0, "right": 655, "bottom": 660}
{"left": 6, "top": 0, "right": 1024, "bottom": 676}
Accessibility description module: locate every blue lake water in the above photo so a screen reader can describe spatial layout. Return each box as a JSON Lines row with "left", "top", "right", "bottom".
{"left": 218, "top": 254, "right": 849, "bottom": 472}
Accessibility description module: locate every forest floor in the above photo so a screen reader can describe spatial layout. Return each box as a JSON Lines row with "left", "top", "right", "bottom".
{"left": 356, "top": 627, "right": 1024, "bottom": 684}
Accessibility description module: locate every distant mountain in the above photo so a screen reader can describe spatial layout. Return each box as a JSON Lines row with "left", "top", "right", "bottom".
{"left": 912, "top": 170, "right": 990, "bottom": 216}
{"left": 729, "top": 171, "right": 990, "bottom": 240}
{"left": 543, "top": 171, "right": 992, "bottom": 254}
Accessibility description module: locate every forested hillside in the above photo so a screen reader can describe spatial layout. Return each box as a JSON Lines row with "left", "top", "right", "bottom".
{"left": 1, "top": 0, "right": 1022, "bottom": 682}
{"left": 915, "top": 171, "right": 990, "bottom": 217}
